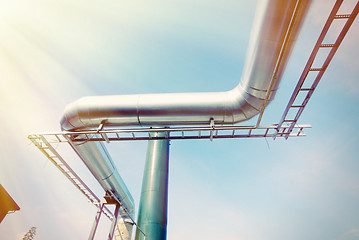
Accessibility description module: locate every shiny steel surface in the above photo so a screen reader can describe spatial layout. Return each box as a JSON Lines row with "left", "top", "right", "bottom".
{"left": 58, "top": 0, "right": 312, "bottom": 224}
{"left": 135, "top": 132, "right": 169, "bottom": 240}
{"left": 60, "top": 0, "right": 312, "bottom": 131}
{"left": 70, "top": 139, "right": 135, "bottom": 219}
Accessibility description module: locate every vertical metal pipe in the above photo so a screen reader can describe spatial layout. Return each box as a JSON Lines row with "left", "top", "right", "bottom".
{"left": 135, "top": 132, "right": 170, "bottom": 240}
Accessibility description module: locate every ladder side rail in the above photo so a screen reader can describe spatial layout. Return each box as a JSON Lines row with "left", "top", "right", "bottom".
{"left": 39, "top": 135, "right": 102, "bottom": 203}
{"left": 30, "top": 135, "right": 114, "bottom": 220}
{"left": 255, "top": 0, "right": 311, "bottom": 128}
{"left": 63, "top": 125, "right": 310, "bottom": 141}
{"left": 284, "top": 1, "right": 359, "bottom": 138}
{"left": 62, "top": 135, "right": 117, "bottom": 220}
{"left": 275, "top": 0, "right": 344, "bottom": 138}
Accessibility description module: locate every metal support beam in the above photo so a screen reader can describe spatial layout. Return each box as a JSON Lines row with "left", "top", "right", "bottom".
{"left": 109, "top": 204, "right": 121, "bottom": 240}
{"left": 135, "top": 131, "right": 170, "bottom": 240}
{"left": 89, "top": 203, "right": 104, "bottom": 240}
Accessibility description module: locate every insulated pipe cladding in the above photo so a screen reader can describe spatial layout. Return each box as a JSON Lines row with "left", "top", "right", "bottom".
{"left": 60, "top": 0, "right": 312, "bottom": 228}
{"left": 70, "top": 139, "right": 135, "bottom": 220}
{"left": 61, "top": 0, "right": 312, "bottom": 130}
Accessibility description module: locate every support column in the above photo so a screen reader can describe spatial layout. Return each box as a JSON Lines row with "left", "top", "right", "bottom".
{"left": 88, "top": 203, "right": 104, "bottom": 240}
{"left": 135, "top": 132, "right": 170, "bottom": 240}
{"left": 108, "top": 204, "right": 120, "bottom": 240}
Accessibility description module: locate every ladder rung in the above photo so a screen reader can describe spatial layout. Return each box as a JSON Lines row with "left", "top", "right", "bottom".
{"left": 309, "top": 68, "right": 324, "bottom": 71}
{"left": 299, "top": 88, "right": 314, "bottom": 91}
{"left": 291, "top": 105, "right": 305, "bottom": 108}
{"left": 88, "top": 195, "right": 96, "bottom": 200}
{"left": 85, "top": 194, "right": 93, "bottom": 199}
{"left": 320, "top": 44, "right": 336, "bottom": 48}
{"left": 83, "top": 189, "right": 90, "bottom": 193}
{"left": 277, "top": 131, "right": 289, "bottom": 136}
{"left": 334, "top": 14, "right": 351, "bottom": 19}
{"left": 283, "top": 119, "right": 296, "bottom": 123}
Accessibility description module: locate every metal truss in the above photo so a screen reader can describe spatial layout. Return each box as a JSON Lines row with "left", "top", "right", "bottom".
{"left": 28, "top": 133, "right": 146, "bottom": 239}
{"left": 27, "top": 123, "right": 310, "bottom": 238}
{"left": 27, "top": 0, "right": 358, "bottom": 238}
{"left": 30, "top": 123, "right": 310, "bottom": 143}
{"left": 27, "top": 123, "right": 310, "bottom": 237}
{"left": 28, "top": 134, "right": 114, "bottom": 221}
{"left": 275, "top": 0, "right": 359, "bottom": 139}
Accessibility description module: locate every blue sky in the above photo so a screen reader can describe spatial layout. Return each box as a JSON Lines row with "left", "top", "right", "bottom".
{"left": 0, "top": 0, "right": 359, "bottom": 239}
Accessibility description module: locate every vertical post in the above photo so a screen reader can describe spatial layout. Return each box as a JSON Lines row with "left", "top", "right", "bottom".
{"left": 135, "top": 131, "right": 170, "bottom": 240}
{"left": 108, "top": 204, "right": 120, "bottom": 240}
{"left": 89, "top": 203, "right": 104, "bottom": 240}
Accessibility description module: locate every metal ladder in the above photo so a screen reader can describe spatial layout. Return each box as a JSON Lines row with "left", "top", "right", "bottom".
{"left": 275, "top": 0, "right": 359, "bottom": 139}
{"left": 59, "top": 124, "right": 310, "bottom": 143}
{"left": 28, "top": 134, "right": 114, "bottom": 220}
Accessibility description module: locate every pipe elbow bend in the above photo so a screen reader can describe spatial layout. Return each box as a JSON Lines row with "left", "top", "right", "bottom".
{"left": 60, "top": 99, "right": 82, "bottom": 131}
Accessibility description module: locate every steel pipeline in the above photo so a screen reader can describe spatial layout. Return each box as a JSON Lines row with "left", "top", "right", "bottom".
{"left": 59, "top": 0, "right": 312, "bottom": 222}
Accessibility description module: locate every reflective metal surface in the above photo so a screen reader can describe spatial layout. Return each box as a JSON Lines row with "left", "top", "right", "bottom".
{"left": 58, "top": 0, "right": 312, "bottom": 225}
{"left": 71, "top": 139, "right": 135, "bottom": 219}
{"left": 61, "top": 0, "right": 311, "bottom": 130}
{"left": 135, "top": 132, "right": 169, "bottom": 240}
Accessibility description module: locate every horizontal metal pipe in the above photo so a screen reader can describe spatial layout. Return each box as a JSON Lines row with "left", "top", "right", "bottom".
{"left": 59, "top": 0, "right": 312, "bottom": 224}
{"left": 61, "top": 0, "right": 311, "bottom": 130}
